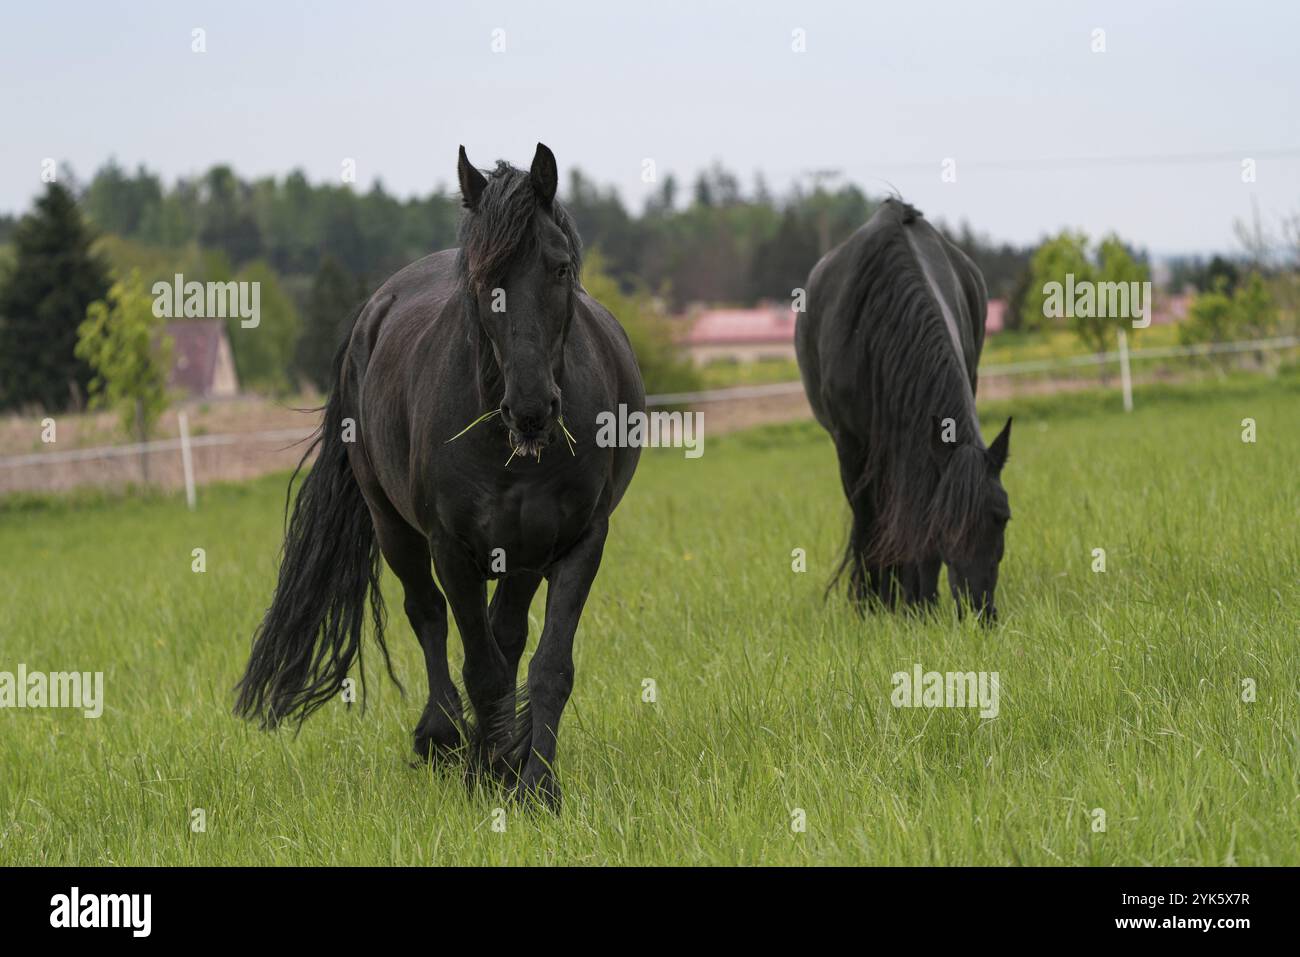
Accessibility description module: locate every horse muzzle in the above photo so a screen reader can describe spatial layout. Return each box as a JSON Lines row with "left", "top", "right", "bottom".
{"left": 502, "top": 395, "right": 560, "bottom": 459}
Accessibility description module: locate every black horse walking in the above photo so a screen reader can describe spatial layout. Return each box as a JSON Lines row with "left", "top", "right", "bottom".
{"left": 235, "top": 144, "right": 645, "bottom": 807}
{"left": 795, "top": 199, "right": 1012, "bottom": 620}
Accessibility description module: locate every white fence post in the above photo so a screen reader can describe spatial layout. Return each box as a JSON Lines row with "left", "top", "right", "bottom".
{"left": 178, "top": 412, "right": 197, "bottom": 510}
{"left": 1117, "top": 328, "right": 1134, "bottom": 413}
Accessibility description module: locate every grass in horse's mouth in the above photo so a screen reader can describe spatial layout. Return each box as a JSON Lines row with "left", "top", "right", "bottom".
{"left": 444, "top": 407, "right": 577, "bottom": 466}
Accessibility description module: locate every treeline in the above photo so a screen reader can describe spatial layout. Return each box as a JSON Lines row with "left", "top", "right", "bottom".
{"left": 0, "top": 158, "right": 1043, "bottom": 413}
{"left": 0, "top": 179, "right": 698, "bottom": 413}
{"left": 78, "top": 161, "right": 460, "bottom": 291}
{"left": 5, "top": 158, "right": 1284, "bottom": 418}
{"left": 69, "top": 158, "right": 1034, "bottom": 308}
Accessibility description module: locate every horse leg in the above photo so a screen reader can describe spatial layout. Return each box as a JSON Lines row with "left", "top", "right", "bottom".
{"left": 833, "top": 441, "right": 876, "bottom": 611}
{"left": 850, "top": 508, "right": 882, "bottom": 610}
{"left": 512, "top": 518, "right": 608, "bottom": 809}
{"left": 872, "top": 564, "right": 902, "bottom": 608}
{"left": 371, "top": 511, "right": 461, "bottom": 763}
{"left": 484, "top": 573, "right": 543, "bottom": 779}
{"left": 490, "top": 572, "right": 543, "bottom": 683}
{"left": 431, "top": 540, "right": 514, "bottom": 777}
{"left": 902, "top": 556, "right": 942, "bottom": 610}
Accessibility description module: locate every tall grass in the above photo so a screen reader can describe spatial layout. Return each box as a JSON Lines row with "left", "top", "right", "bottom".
{"left": 0, "top": 376, "right": 1295, "bottom": 865}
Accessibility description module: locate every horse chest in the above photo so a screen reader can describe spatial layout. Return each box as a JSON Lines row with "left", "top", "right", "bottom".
{"left": 439, "top": 470, "right": 602, "bottom": 575}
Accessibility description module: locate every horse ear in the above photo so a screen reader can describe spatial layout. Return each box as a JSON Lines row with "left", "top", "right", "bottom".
{"left": 929, "top": 415, "right": 957, "bottom": 467}
{"left": 458, "top": 145, "right": 488, "bottom": 210}
{"left": 987, "top": 417, "right": 1012, "bottom": 473}
{"left": 530, "top": 142, "right": 558, "bottom": 206}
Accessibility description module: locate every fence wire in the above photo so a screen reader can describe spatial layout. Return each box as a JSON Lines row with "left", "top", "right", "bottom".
{"left": 1, "top": 334, "right": 1294, "bottom": 495}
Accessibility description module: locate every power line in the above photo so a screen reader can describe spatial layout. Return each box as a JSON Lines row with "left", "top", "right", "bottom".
{"left": 773, "top": 147, "right": 1300, "bottom": 180}
{"left": 885, "top": 147, "right": 1300, "bottom": 173}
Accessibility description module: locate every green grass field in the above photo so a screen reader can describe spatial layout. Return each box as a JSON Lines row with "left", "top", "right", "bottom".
{"left": 1, "top": 375, "right": 1296, "bottom": 865}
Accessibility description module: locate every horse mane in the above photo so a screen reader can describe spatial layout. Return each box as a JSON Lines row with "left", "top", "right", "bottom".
{"left": 841, "top": 199, "right": 988, "bottom": 566}
{"left": 455, "top": 160, "right": 583, "bottom": 406}
{"left": 922, "top": 444, "right": 989, "bottom": 561}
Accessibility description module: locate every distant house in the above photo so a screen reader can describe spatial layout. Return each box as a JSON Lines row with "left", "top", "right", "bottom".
{"left": 680, "top": 303, "right": 797, "bottom": 366}
{"left": 986, "top": 298, "right": 1007, "bottom": 334}
{"left": 681, "top": 297, "right": 1017, "bottom": 365}
{"left": 1152, "top": 292, "right": 1193, "bottom": 326}
{"left": 166, "top": 319, "right": 239, "bottom": 398}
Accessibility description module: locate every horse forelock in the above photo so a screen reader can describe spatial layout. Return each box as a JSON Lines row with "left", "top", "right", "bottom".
{"left": 457, "top": 161, "right": 582, "bottom": 292}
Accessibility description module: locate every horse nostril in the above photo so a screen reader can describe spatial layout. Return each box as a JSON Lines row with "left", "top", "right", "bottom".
{"left": 500, "top": 403, "right": 513, "bottom": 423}
{"left": 549, "top": 397, "right": 560, "bottom": 419}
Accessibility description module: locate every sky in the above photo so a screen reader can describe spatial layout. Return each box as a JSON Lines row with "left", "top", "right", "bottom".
{"left": 2, "top": 0, "right": 1297, "bottom": 256}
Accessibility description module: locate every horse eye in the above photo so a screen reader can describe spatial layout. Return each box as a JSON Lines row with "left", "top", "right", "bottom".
{"left": 555, "top": 264, "right": 570, "bottom": 281}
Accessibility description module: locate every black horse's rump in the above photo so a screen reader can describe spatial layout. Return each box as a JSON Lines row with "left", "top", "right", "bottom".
{"left": 796, "top": 198, "right": 1012, "bottom": 618}
{"left": 235, "top": 144, "right": 644, "bottom": 808}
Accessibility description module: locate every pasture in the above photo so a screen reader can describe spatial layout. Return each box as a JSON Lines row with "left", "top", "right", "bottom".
{"left": 1, "top": 375, "right": 1296, "bottom": 865}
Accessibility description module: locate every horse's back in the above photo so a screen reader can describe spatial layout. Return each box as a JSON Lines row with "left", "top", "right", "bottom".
{"left": 797, "top": 200, "right": 987, "bottom": 440}
{"left": 797, "top": 208, "right": 897, "bottom": 432}
{"left": 895, "top": 211, "right": 987, "bottom": 388}
{"left": 350, "top": 249, "right": 460, "bottom": 374}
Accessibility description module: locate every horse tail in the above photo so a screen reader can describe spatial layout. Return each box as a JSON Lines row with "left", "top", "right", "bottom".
{"left": 234, "top": 335, "right": 400, "bottom": 729}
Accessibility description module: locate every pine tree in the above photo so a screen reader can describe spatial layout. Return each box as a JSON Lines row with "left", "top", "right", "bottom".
{"left": 0, "top": 182, "right": 112, "bottom": 411}
{"left": 294, "top": 256, "right": 357, "bottom": 393}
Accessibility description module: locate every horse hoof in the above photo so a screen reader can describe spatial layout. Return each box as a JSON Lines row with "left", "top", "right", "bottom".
{"left": 412, "top": 727, "right": 462, "bottom": 766}
{"left": 512, "top": 765, "right": 561, "bottom": 812}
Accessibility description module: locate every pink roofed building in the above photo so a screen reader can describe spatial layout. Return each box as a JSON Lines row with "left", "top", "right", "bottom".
{"left": 679, "top": 304, "right": 798, "bottom": 366}
{"left": 1152, "top": 292, "right": 1193, "bottom": 326}
{"left": 986, "top": 298, "right": 1007, "bottom": 333}
{"left": 681, "top": 297, "right": 1013, "bottom": 365}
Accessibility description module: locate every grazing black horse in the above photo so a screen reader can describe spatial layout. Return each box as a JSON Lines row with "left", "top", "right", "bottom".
{"left": 235, "top": 143, "right": 645, "bottom": 807}
{"left": 795, "top": 198, "right": 1012, "bottom": 620}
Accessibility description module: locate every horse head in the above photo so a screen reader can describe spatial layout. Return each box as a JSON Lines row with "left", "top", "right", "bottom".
{"left": 927, "top": 416, "right": 1013, "bottom": 622}
{"left": 457, "top": 143, "right": 581, "bottom": 458}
